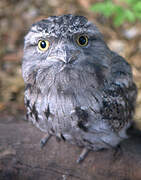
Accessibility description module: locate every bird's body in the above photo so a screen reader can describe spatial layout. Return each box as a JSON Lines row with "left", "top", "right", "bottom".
{"left": 22, "top": 14, "right": 137, "bottom": 161}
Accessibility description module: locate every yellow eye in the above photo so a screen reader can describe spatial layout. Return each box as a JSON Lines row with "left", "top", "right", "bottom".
{"left": 38, "top": 40, "right": 49, "bottom": 51}
{"left": 76, "top": 35, "right": 88, "bottom": 47}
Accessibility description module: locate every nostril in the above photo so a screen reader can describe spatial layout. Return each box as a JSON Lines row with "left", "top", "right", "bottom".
{"left": 69, "top": 56, "right": 77, "bottom": 64}
{"left": 68, "top": 50, "right": 80, "bottom": 64}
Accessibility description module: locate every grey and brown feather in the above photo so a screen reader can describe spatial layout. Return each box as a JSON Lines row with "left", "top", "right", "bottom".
{"left": 22, "top": 14, "right": 137, "bottom": 161}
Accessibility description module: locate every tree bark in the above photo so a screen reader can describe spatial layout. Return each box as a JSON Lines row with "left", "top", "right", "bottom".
{"left": 0, "top": 115, "right": 141, "bottom": 180}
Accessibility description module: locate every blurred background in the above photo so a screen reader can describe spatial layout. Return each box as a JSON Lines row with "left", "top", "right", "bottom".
{"left": 0, "top": 0, "right": 141, "bottom": 126}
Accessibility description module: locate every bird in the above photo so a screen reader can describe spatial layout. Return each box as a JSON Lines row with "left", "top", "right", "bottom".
{"left": 22, "top": 14, "right": 137, "bottom": 163}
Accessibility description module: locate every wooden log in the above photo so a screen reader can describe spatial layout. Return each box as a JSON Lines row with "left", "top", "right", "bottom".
{"left": 0, "top": 115, "right": 141, "bottom": 180}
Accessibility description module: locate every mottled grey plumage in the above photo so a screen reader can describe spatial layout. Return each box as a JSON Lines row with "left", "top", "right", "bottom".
{"left": 22, "top": 14, "right": 137, "bottom": 162}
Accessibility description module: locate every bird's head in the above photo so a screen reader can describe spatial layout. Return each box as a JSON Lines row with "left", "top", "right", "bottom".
{"left": 22, "top": 14, "right": 111, "bottom": 87}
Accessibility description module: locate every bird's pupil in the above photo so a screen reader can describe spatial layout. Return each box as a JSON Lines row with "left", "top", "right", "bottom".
{"left": 40, "top": 41, "right": 46, "bottom": 48}
{"left": 79, "top": 36, "right": 86, "bottom": 45}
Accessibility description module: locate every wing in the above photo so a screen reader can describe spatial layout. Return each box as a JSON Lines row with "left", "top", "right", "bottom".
{"left": 101, "top": 53, "right": 137, "bottom": 133}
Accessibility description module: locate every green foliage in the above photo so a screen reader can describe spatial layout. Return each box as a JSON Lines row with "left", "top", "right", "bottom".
{"left": 90, "top": 0, "right": 141, "bottom": 26}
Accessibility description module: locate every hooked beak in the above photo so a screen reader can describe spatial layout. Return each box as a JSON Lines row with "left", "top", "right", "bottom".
{"left": 48, "top": 45, "right": 80, "bottom": 64}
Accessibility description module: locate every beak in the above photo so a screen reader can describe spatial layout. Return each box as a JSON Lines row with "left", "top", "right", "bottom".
{"left": 49, "top": 45, "right": 80, "bottom": 64}
{"left": 59, "top": 46, "right": 76, "bottom": 64}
